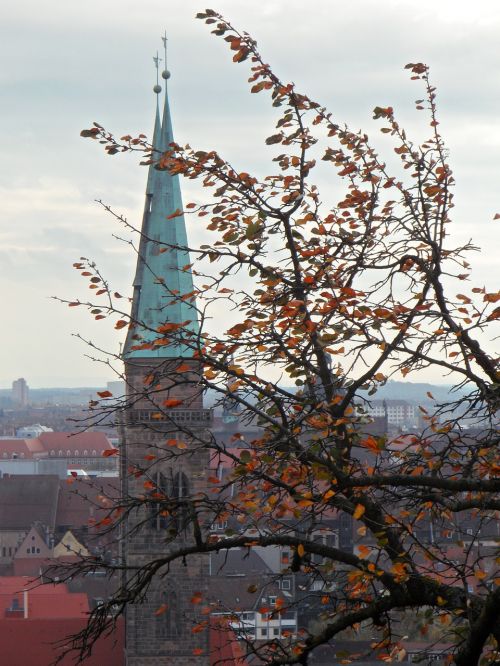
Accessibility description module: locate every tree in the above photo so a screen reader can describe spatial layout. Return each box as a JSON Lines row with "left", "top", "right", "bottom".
{"left": 64, "top": 9, "right": 499, "bottom": 665}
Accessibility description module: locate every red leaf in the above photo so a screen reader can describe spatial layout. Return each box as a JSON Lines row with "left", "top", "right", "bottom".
{"left": 163, "top": 398, "right": 183, "bottom": 408}
{"left": 103, "top": 448, "right": 119, "bottom": 457}
{"left": 97, "top": 390, "right": 113, "bottom": 398}
{"left": 154, "top": 604, "right": 168, "bottom": 616}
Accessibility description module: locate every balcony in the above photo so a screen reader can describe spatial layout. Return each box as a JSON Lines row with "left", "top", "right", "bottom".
{"left": 126, "top": 408, "right": 212, "bottom": 427}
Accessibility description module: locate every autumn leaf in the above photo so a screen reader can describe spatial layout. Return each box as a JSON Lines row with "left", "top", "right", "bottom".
{"left": 154, "top": 604, "right": 168, "bottom": 616}
{"left": 353, "top": 504, "right": 366, "bottom": 520}
{"left": 163, "top": 398, "right": 184, "bottom": 408}
{"left": 97, "top": 390, "right": 113, "bottom": 398}
{"left": 103, "top": 448, "right": 119, "bottom": 457}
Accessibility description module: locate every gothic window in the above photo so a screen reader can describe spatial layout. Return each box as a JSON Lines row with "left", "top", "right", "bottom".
{"left": 172, "top": 471, "right": 190, "bottom": 530}
{"left": 155, "top": 586, "right": 180, "bottom": 640}
{"left": 149, "top": 471, "right": 170, "bottom": 530}
{"left": 149, "top": 469, "right": 190, "bottom": 532}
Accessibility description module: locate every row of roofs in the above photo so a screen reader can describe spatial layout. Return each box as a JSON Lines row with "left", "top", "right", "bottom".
{"left": 0, "top": 431, "right": 112, "bottom": 459}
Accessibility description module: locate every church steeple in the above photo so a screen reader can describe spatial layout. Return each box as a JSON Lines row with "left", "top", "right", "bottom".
{"left": 124, "top": 52, "right": 199, "bottom": 359}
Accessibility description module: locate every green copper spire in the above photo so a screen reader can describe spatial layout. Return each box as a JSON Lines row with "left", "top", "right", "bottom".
{"left": 124, "top": 60, "right": 199, "bottom": 359}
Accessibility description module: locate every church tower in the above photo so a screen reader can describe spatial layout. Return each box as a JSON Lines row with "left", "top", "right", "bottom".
{"left": 121, "top": 47, "right": 211, "bottom": 665}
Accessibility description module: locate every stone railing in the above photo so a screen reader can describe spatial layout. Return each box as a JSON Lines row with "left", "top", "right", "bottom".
{"left": 126, "top": 408, "right": 212, "bottom": 427}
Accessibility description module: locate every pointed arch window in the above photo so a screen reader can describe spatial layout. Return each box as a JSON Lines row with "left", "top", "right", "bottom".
{"left": 149, "top": 469, "right": 190, "bottom": 532}
{"left": 155, "top": 585, "right": 180, "bottom": 639}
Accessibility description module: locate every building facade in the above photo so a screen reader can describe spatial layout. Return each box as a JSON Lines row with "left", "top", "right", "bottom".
{"left": 11, "top": 378, "right": 29, "bottom": 408}
{"left": 121, "top": 57, "right": 211, "bottom": 665}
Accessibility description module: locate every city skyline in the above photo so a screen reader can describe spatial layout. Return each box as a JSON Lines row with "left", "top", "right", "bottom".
{"left": 1, "top": 0, "right": 499, "bottom": 387}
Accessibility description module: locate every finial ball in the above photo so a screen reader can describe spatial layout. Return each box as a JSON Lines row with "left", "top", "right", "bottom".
{"left": 162, "top": 69, "right": 171, "bottom": 80}
{"left": 153, "top": 84, "right": 162, "bottom": 94}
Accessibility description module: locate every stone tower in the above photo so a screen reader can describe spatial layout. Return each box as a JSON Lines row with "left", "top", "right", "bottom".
{"left": 121, "top": 56, "right": 211, "bottom": 665}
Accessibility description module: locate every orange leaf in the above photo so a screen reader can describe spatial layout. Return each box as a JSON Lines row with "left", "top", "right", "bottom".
{"left": 115, "top": 320, "right": 128, "bottom": 329}
{"left": 193, "top": 649, "right": 204, "bottom": 656}
{"left": 297, "top": 544, "right": 305, "bottom": 557}
{"left": 154, "top": 603, "right": 168, "bottom": 616}
{"left": 103, "top": 448, "right": 118, "bottom": 457}
{"left": 191, "top": 592, "right": 202, "bottom": 604}
{"left": 97, "top": 390, "right": 113, "bottom": 398}
{"left": 163, "top": 398, "right": 184, "bottom": 408}
{"left": 353, "top": 504, "right": 366, "bottom": 520}
{"left": 175, "top": 363, "right": 191, "bottom": 373}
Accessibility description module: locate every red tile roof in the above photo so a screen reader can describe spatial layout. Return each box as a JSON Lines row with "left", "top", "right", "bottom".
{"left": 0, "top": 617, "right": 124, "bottom": 665}
{"left": 0, "top": 438, "right": 46, "bottom": 458}
{"left": 39, "top": 431, "right": 111, "bottom": 454}
{"left": 0, "top": 577, "right": 89, "bottom": 619}
{"left": 210, "top": 617, "right": 249, "bottom": 665}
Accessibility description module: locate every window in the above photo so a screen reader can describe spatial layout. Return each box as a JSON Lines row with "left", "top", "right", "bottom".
{"left": 74, "top": 450, "right": 79, "bottom": 456}
{"left": 92, "top": 449, "right": 97, "bottom": 456}
{"left": 83, "top": 450, "right": 88, "bottom": 456}
{"left": 280, "top": 579, "right": 291, "bottom": 591}
{"left": 240, "top": 612, "right": 255, "bottom": 622}
{"left": 269, "top": 596, "right": 277, "bottom": 606}
{"left": 260, "top": 628, "right": 268, "bottom": 638}
{"left": 273, "top": 628, "right": 280, "bottom": 637}
{"left": 58, "top": 450, "right": 63, "bottom": 456}
{"left": 149, "top": 470, "right": 190, "bottom": 532}
{"left": 66, "top": 450, "right": 71, "bottom": 456}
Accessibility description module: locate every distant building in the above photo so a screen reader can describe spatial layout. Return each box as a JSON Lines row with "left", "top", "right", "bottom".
{"left": 0, "top": 431, "right": 117, "bottom": 473}
{"left": 0, "top": 576, "right": 124, "bottom": 665}
{"left": 106, "top": 380, "right": 126, "bottom": 397}
{"left": 366, "top": 399, "right": 417, "bottom": 428}
{"left": 11, "top": 379, "right": 28, "bottom": 408}
{"left": 16, "top": 424, "right": 53, "bottom": 438}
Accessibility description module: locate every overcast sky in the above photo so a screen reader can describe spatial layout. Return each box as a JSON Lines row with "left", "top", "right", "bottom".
{"left": 1, "top": 0, "right": 499, "bottom": 388}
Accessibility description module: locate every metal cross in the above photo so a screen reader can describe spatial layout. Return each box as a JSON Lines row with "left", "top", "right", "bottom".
{"left": 153, "top": 51, "right": 162, "bottom": 85}
{"left": 162, "top": 31, "right": 168, "bottom": 71}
